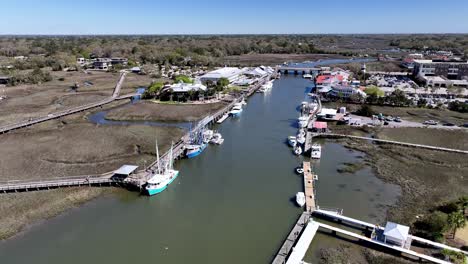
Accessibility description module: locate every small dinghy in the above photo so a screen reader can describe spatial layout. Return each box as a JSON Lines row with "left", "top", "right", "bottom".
{"left": 295, "top": 167, "right": 304, "bottom": 174}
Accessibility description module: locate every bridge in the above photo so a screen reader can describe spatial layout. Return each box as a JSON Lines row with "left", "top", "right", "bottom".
{"left": 277, "top": 66, "right": 322, "bottom": 75}
{"left": 0, "top": 72, "right": 128, "bottom": 134}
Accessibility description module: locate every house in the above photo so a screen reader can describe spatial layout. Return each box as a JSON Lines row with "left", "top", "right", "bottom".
{"left": 413, "top": 59, "right": 468, "bottom": 80}
{"left": 111, "top": 58, "right": 128, "bottom": 66}
{"left": 169, "top": 81, "right": 207, "bottom": 94}
{"left": 383, "top": 222, "right": 410, "bottom": 247}
{"left": 317, "top": 108, "right": 337, "bottom": 121}
{"left": 200, "top": 67, "right": 245, "bottom": 84}
{"left": 93, "top": 58, "right": 112, "bottom": 70}
{"left": 329, "top": 85, "right": 367, "bottom": 99}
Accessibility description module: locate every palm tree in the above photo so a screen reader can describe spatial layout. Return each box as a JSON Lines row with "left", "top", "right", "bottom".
{"left": 448, "top": 211, "right": 466, "bottom": 238}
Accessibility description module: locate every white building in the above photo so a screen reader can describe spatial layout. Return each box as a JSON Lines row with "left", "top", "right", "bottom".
{"left": 169, "top": 81, "right": 207, "bottom": 93}
{"left": 383, "top": 222, "right": 410, "bottom": 247}
{"left": 200, "top": 67, "right": 245, "bottom": 84}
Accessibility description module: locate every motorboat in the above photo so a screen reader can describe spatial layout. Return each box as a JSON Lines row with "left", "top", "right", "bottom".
{"left": 229, "top": 104, "right": 243, "bottom": 117}
{"left": 202, "top": 130, "right": 214, "bottom": 144}
{"left": 298, "top": 116, "right": 309, "bottom": 128}
{"left": 311, "top": 144, "right": 321, "bottom": 159}
{"left": 258, "top": 80, "right": 273, "bottom": 93}
{"left": 296, "top": 192, "right": 306, "bottom": 207}
{"left": 303, "top": 74, "right": 313, "bottom": 79}
{"left": 295, "top": 166, "right": 304, "bottom": 174}
{"left": 294, "top": 146, "right": 302, "bottom": 156}
{"left": 240, "top": 99, "right": 247, "bottom": 105}
{"left": 287, "top": 136, "right": 297, "bottom": 148}
{"left": 296, "top": 135, "right": 306, "bottom": 145}
{"left": 209, "top": 132, "right": 224, "bottom": 145}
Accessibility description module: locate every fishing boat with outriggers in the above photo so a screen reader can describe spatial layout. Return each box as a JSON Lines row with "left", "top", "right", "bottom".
{"left": 146, "top": 141, "right": 180, "bottom": 196}
{"left": 185, "top": 125, "right": 208, "bottom": 159}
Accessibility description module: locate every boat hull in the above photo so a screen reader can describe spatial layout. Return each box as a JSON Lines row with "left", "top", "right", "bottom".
{"left": 146, "top": 171, "right": 180, "bottom": 196}
{"left": 186, "top": 143, "right": 207, "bottom": 159}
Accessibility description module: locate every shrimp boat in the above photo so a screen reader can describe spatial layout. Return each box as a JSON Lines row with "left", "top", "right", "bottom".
{"left": 146, "top": 141, "right": 180, "bottom": 196}
{"left": 296, "top": 192, "right": 306, "bottom": 207}
{"left": 311, "top": 144, "right": 322, "bottom": 159}
{"left": 202, "top": 129, "right": 214, "bottom": 144}
{"left": 185, "top": 126, "right": 207, "bottom": 159}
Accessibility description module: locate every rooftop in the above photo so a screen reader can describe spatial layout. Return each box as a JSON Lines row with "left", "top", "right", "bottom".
{"left": 114, "top": 165, "right": 139, "bottom": 175}
{"left": 384, "top": 222, "right": 409, "bottom": 241}
{"left": 201, "top": 67, "right": 244, "bottom": 79}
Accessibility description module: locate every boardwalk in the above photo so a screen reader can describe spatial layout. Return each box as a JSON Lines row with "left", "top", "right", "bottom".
{"left": 0, "top": 72, "right": 127, "bottom": 134}
{"left": 303, "top": 162, "right": 316, "bottom": 212}
{"left": 317, "top": 221, "right": 451, "bottom": 264}
{"left": 271, "top": 212, "right": 310, "bottom": 264}
{"left": 313, "top": 133, "right": 468, "bottom": 154}
{"left": 285, "top": 219, "right": 319, "bottom": 264}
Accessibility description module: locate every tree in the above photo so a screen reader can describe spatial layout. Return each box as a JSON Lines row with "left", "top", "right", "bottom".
{"left": 364, "top": 85, "right": 384, "bottom": 97}
{"left": 356, "top": 104, "right": 375, "bottom": 117}
{"left": 217, "top": 77, "right": 229, "bottom": 89}
{"left": 447, "top": 212, "right": 466, "bottom": 238}
{"left": 174, "top": 75, "right": 193, "bottom": 84}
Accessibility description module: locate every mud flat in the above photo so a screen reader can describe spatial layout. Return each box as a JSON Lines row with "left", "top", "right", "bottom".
{"left": 105, "top": 100, "right": 228, "bottom": 122}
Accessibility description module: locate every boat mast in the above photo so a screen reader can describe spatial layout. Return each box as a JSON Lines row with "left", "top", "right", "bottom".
{"left": 156, "top": 139, "right": 161, "bottom": 175}
{"left": 169, "top": 141, "right": 173, "bottom": 170}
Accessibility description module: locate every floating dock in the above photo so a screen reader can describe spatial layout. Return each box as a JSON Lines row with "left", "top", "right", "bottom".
{"left": 216, "top": 113, "right": 229, "bottom": 124}
{"left": 271, "top": 212, "right": 310, "bottom": 264}
{"left": 303, "top": 162, "right": 316, "bottom": 212}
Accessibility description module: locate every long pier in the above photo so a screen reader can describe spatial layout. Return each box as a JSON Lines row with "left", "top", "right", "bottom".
{"left": 271, "top": 212, "right": 311, "bottom": 264}
{"left": 312, "top": 133, "right": 468, "bottom": 154}
{"left": 0, "top": 72, "right": 128, "bottom": 134}
{"left": 303, "top": 162, "right": 316, "bottom": 212}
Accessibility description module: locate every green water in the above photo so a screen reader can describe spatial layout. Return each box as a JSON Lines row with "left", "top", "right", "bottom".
{"left": 0, "top": 75, "right": 400, "bottom": 264}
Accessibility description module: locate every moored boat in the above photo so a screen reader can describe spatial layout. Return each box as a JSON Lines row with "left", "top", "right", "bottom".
{"left": 146, "top": 141, "right": 180, "bottom": 196}
{"left": 185, "top": 143, "right": 207, "bottom": 159}
{"left": 298, "top": 116, "right": 309, "bottom": 128}
{"left": 210, "top": 132, "right": 224, "bottom": 145}
{"left": 295, "top": 166, "right": 304, "bottom": 174}
{"left": 229, "top": 104, "right": 243, "bottom": 117}
{"left": 202, "top": 129, "right": 214, "bottom": 143}
{"left": 311, "top": 144, "right": 321, "bottom": 159}
{"left": 296, "top": 192, "right": 306, "bottom": 207}
{"left": 294, "top": 146, "right": 302, "bottom": 156}
{"left": 287, "top": 136, "right": 297, "bottom": 147}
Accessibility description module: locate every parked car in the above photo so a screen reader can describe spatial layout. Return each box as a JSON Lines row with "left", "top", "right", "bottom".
{"left": 442, "top": 122, "right": 456, "bottom": 127}
{"left": 385, "top": 116, "right": 393, "bottom": 122}
{"left": 462, "top": 123, "right": 468, "bottom": 128}
{"left": 383, "top": 121, "right": 389, "bottom": 126}
{"left": 423, "top": 120, "right": 438, "bottom": 125}
{"left": 393, "top": 117, "right": 402, "bottom": 122}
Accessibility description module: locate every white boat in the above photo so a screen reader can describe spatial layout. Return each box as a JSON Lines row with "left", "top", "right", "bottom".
{"left": 240, "top": 99, "right": 247, "bottom": 105}
{"left": 294, "top": 146, "right": 302, "bottom": 156}
{"left": 296, "top": 135, "right": 306, "bottom": 145}
{"left": 202, "top": 130, "right": 214, "bottom": 144}
{"left": 258, "top": 80, "right": 273, "bottom": 93}
{"left": 295, "top": 167, "right": 304, "bottom": 174}
{"left": 210, "top": 132, "right": 224, "bottom": 145}
{"left": 287, "top": 136, "right": 297, "bottom": 148}
{"left": 298, "top": 116, "right": 309, "bottom": 128}
{"left": 296, "top": 192, "right": 306, "bottom": 207}
{"left": 229, "top": 104, "right": 243, "bottom": 117}
{"left": 146, "top": 141, "right": 180, "bottom": 196}
{"left": 311, "top": 144, "right": 321, "bottom": 159}
{"left": 303, "top": 74, "right": 313, "bottom": 79}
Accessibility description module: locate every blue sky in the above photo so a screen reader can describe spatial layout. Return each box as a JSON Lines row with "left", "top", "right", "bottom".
{"left": 1, "top": 0, "right": 467, "bottom": 34}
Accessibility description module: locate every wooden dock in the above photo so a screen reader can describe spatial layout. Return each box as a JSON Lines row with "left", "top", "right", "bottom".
{"left": 271, "top": 212, "right": 310, "bottom": 264}
{"left": 0, "top": 72, "right": 128, "bottom": 134}
{"left": 303, "top": 162, "right": 316, "bottom": 212}
{"left": 312, "top": 133, "right": 468, "bottom": 154}
{"left": 317, "top": 221, "right": 451, "bottom": 264}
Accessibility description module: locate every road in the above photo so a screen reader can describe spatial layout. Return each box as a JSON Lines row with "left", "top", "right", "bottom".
{"left": 347, "top": 114, "right": 466, "bottom": 130}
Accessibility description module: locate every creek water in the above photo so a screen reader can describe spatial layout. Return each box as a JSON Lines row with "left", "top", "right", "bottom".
{"left": 0, "top": 71, "right": 399, "bottom": 264}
